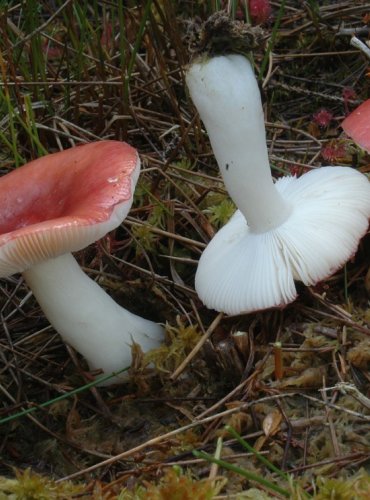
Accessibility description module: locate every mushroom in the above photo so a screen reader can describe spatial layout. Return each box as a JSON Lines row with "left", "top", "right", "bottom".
{"left": 186, "top": 54, "right": 370, "bottom": 315}
{"left": 342, "top": 98, "right": 370, "bottom": 152}
{"left": 0, "top": 141, "right": 164, "bottom": 385}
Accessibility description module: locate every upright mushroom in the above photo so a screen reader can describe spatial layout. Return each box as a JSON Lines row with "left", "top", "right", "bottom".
{"left": 0, "top": 141, "right": 164, "bottom": 385}
{"left": 186, "top": 54, "right": 370, "bottom": 315}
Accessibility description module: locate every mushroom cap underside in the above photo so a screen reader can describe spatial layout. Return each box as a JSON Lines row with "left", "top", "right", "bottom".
{"left": 0, "top": 141, "right": 140, "bottom": 277}
{"left": 195, "top": 166, "right": 370, "bottom": 315}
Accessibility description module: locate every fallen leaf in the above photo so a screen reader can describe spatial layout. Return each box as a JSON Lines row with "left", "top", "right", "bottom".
{"left": 262, "top": 410, "right": 282, "bottom": 437}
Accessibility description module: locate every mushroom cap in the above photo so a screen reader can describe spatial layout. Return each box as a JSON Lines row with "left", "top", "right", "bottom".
{"left": 196, "top": 166, "right": 370, "bottom": 315}
{"left": 0, "top": 141, "right": 140, "bottom": 277}
{"left": 342, "top": 99, "right": 370, "bottom": 152}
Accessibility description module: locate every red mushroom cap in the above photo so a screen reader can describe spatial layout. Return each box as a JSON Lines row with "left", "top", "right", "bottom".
{"left": 342, "top": 99, "right": 370, "bottom": 152}
{"left": 0, "top": 141, "right": 139, "bottom": 276}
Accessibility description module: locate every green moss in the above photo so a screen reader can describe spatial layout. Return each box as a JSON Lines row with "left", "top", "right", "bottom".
{"left": 144, "top": 318, "right": 203, "bottom": 374}
{"left": 0, "top": 469, "right": 83, "bottom": 500}
{"left": 118, "top": 466, "right": 221, "bottom": 500}
{"left": 314, "top": 469, "right": 370, "bottom": 500}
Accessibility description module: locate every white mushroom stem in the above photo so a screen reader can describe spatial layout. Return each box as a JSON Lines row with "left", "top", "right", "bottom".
{"left": 186, "top": 54, "right": 292, "bottom": 233}
{"left": 23, "top": 253, "right": 164, "bottom": 385}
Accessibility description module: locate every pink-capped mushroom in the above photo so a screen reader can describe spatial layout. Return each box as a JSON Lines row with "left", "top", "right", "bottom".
{"left": 0, "top": 141, "right": 164, "bottom": 385}
{"left": 342, "top": 98, "right": 370, "bottom": 152}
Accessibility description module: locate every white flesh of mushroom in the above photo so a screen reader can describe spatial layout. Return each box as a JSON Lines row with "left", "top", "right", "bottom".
{"left": 186, "top": 54, "right": 370, "bottom": 315}
{"left": 23, "top": 253, "right": 164, "bottom": 385}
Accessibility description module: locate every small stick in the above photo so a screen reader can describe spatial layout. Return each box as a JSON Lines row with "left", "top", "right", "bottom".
{"left": 274, "top": 341, "right": 284, "bottom": 380}
{"left": 170, "top": 312, "right": 223, "bottom": 381}
{"left": 321, "top": 378, "right": 341, "bottom": 457}
{"left": 322, "top": 383, "right": 370, "bottom": 411}
{"left": 208, "top": 436, "right": 223, "bottom": 482}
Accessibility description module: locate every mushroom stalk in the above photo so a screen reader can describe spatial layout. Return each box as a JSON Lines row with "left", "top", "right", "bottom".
{"left": 23, "top": 253, "right": 164, "bottom": 384}
{"left": 186, "top": 54, "right": 292, "bottom": 233}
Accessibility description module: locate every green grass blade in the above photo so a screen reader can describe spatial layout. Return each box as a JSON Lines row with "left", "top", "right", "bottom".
{"left": 0, "top": 366, "right": 130, "bottom": 426}
{"left": 258, "top": 0, "right": 287, "bottom": 81}
{"left": 193, "top": 450, "right": 290, "bottom": 497}
{"left": 226, "top": 425, "right": 289, "bottom": 481}
{"left": 126, "top": 0, "right": 153, "bottom": 85}
{"left": 23, "top": 93, "right": 48, "bottom": 157}
{"left": 0, "top": 87, "right": 24, "bottom": 165}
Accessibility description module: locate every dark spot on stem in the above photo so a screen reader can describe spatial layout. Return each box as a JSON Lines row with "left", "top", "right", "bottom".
{"left": 225, "top": 163, "right": 229, "bottom": 170}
